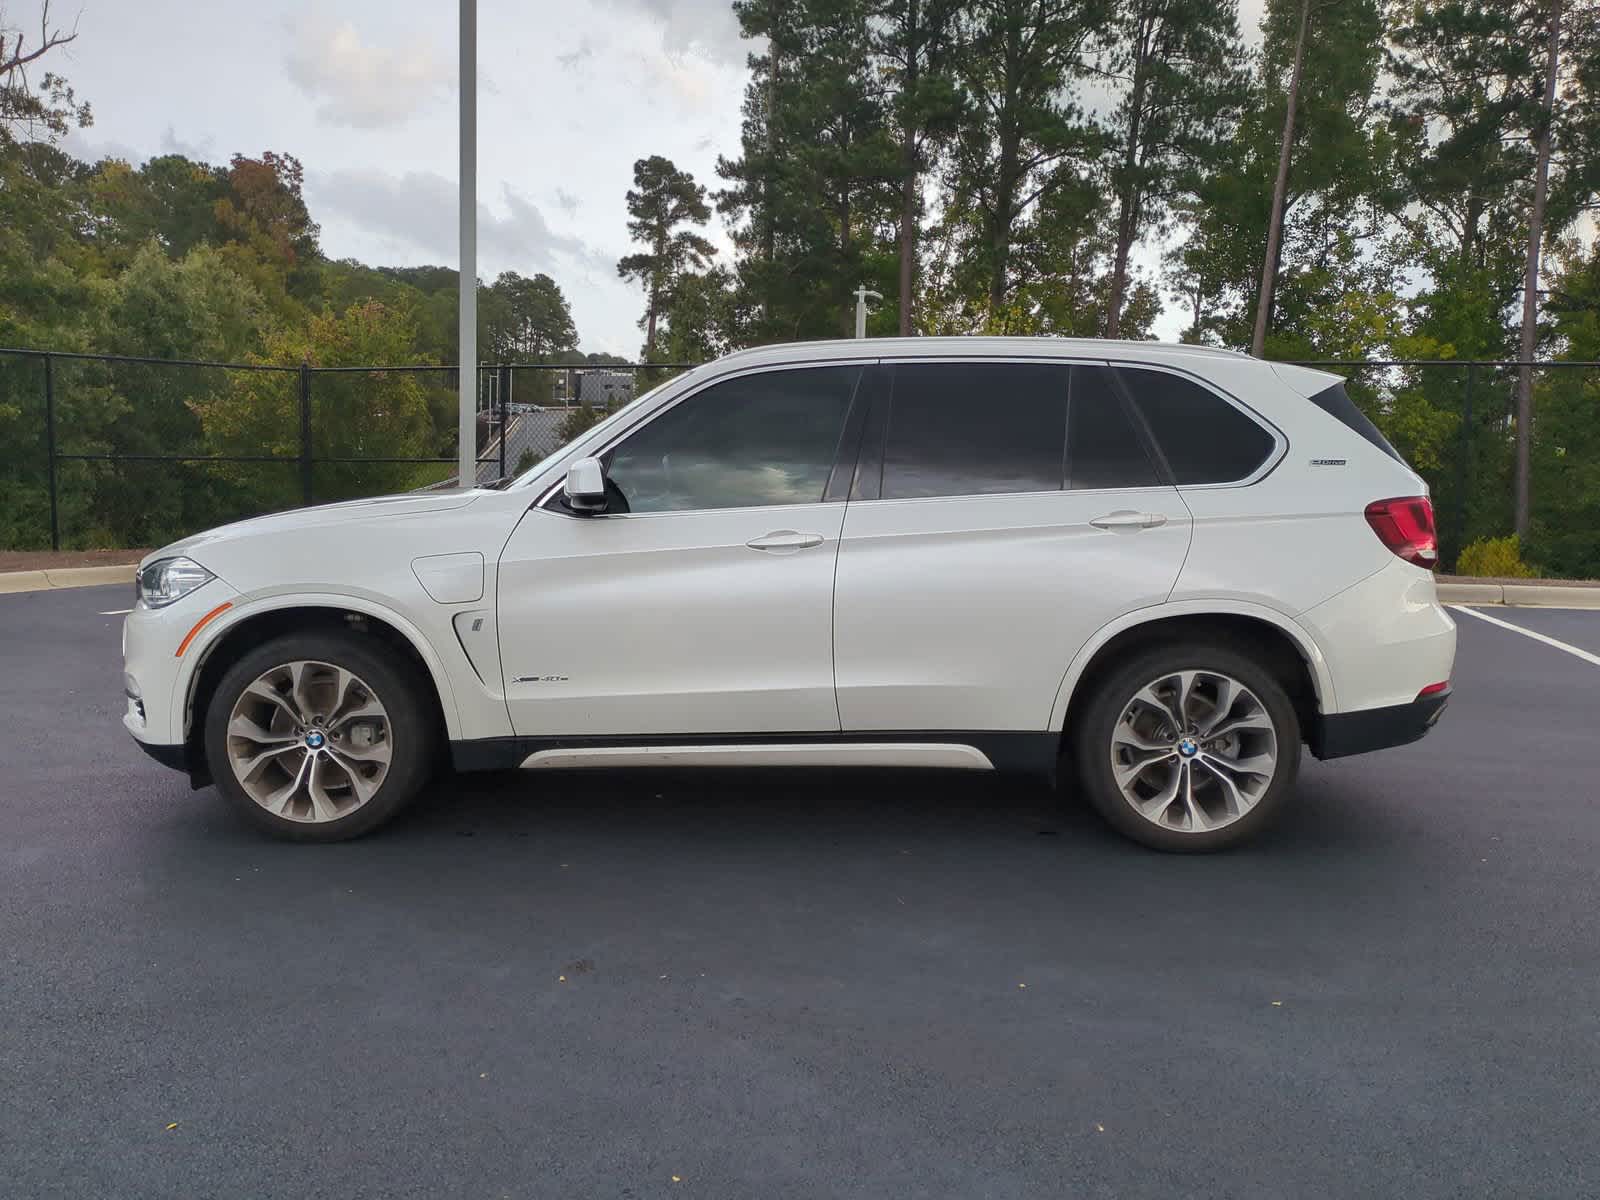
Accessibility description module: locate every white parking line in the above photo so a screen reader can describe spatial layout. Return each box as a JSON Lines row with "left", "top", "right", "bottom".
{"left": 99, "top": 608, "right": 132, "bottom": 616}
{"left": 1450, "top": 605, "right": 1600, "bottom": 668}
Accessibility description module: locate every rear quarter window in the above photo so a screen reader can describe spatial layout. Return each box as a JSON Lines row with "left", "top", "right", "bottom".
{"left": 1117, "top": 367, "right": 1277, "bottom": 485}
{"left": 1307, "top": 381, "right": 1406, "bottom": 464}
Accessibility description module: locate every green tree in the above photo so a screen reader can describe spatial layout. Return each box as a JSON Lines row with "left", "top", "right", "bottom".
{"left": 1173, "top": 0, "right": 1386, "bottom": 349}
{"left": 718, "top": 0, "right": 899, "bottom": 340}
{"left": 1386, "top": 0, "right": 1600, "bottom": 539}
{"left": 616, "top": 155, "right": 716, "bottom": 359}
{"left": 943, "top": 0, "right": 1113, "bottom": 317}
{"left": 656, "top": 265, "right": 741, "bottom": 363}
{"left": 194, "top": 301, "right": 436, "bottom": 511}
{"left": 1100, "top": 0, "right": 1246, "bottom": 337}
{"left": 873, "top": 0, "right": 964, "bottom": 333}
{"left": 481, "top": 270, "right": 578, "bottom": 362}
{"left": 0, "top": 1, "right": 90, "bottom": 148}
{"left": 86, "top": 156, "right": 229, "bottom": 269}
{"left": 49, "top": 244, "right": 273, "bottom": 548}
{"left": 1527, "top": 247, "right": 1600, "bottom": 575}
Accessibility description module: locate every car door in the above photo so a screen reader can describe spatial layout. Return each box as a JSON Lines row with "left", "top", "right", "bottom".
{"left": 832, "top": 359, "right": 1193, "bottom": 733}
{"left": 496, "top": 363, "right": 866, "bottom": 739}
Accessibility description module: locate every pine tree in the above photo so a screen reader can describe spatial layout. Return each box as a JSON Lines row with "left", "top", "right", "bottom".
{"left": 1100, "top": 0, "right": 1246, "bottom": 338}
{"left": 943, "top": 0, "right": 1114, "bottom": 318}
{"left": 718, "top": 0, "right": 898, "bottom": 341}
{"left": 616, "top": 156, "right": 716, "bottom": 360}
{"left": 872, "top": 0, "right": 964, "bottom": 333}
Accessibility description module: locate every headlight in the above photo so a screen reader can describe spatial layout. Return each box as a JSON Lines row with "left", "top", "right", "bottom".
{"left": 136, "top": 556, "right": 214, "bottom": 609}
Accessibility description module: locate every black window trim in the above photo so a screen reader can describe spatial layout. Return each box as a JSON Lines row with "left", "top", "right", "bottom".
{"left": 537, "top": 359, "right": 874, "bottom": 518}
{"left": 1108, "top": 361, "right": 1288, "bottom": 489}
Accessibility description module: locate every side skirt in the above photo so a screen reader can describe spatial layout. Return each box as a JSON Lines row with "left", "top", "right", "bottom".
{"left": 450, "top": 731, "right": 1059, "bottom": 780}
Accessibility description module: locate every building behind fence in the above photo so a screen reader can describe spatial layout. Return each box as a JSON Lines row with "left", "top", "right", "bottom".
{"left": 0, "top": 346, "right": 1594, "bottom": 576}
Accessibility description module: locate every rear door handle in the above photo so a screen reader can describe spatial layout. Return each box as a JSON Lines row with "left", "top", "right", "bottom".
{"left": 746, "top": 530, "right": 825, "bottom": 553}
{"left": 1090, "top": 510, "right": 1167, "bottom": 531}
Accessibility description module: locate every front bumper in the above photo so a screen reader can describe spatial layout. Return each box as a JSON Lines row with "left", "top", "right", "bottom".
{"left": 1308, "top": 687, "right": 1451, "bottom": 760}
{"left": 132, "top": 738, "right": 192, "bottom": 773}
{"left": 122, "top": 575, "right": 240, "bottom": 753}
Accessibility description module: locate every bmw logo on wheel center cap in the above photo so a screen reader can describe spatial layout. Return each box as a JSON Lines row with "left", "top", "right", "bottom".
{"left": 304, "top": 730, "right": 326, "bottom": 750}
{"left": 1177, "top": 737, "right": 1199, "bottom": 758}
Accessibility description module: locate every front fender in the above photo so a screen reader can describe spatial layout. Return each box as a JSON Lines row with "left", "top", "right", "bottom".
{"left": 171, "top": 591, "right": 471, "bottom": 744}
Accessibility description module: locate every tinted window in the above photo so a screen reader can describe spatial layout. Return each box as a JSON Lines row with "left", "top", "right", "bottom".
{"left": 605, "top": 367, "right": 858, "bottom": 513}
{"left": 1067, "top": 367, "right": 1159, "bottom": 490}
{"left": 1308, "top": 381, "right": 1404, "bottom": 464}
{"left": 881, "top": 363, "right": 1066, "bottom": 499}
{"left": 1119, "top": 368, "right": 1276, "bottom": 484}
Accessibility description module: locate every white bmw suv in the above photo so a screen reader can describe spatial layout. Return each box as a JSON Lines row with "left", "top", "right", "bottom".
{"left": 123, "top": 338, "right": 1455, "bottom": 851}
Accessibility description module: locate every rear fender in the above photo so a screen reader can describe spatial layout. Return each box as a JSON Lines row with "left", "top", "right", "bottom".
{"left": 1047, "top": 599, "right": 1336, "bottom": 731}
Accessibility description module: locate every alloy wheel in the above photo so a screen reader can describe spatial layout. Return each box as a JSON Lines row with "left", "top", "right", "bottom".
{"left": 224, "top": 660, "right": 393, "bottom": 823}
{"left": 1109, "top": 669, "right": 1279, "bottom": 834}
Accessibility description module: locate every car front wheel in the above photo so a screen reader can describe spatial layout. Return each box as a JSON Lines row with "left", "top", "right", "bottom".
{"left": 1074, "top": 642, "right": 1301, "bottom": 852}
{"left": 203, "top": 631, "right": 437, "bottom": 842}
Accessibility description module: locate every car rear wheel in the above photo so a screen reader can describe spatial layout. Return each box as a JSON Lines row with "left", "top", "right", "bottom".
{"left": 1073, "top": 642, "right": 1301, "bottom": 852}
{"left": 204, "top": 632, "right": 437, "bottom": 842}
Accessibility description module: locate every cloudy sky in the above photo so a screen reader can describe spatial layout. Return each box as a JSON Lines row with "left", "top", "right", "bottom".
{"left": 54, "top": 0, "right": 1267, "bottom": 356}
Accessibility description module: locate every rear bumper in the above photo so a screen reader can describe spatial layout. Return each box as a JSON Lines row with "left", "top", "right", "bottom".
{"left": 1308, "top": 688, "right": 1450, "bottom": 760}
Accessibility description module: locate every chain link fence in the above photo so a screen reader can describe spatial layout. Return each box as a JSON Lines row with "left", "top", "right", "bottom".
{"left": 1, "top": 347, "right": 1593, "bottom": 574}
{"left": 0, "top": 350, "right": 694, "bottom": 552}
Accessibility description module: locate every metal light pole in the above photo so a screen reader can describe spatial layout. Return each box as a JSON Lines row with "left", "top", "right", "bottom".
{"left": 853, "top": 286, "right": 882, "bottom": 339}
{"left": 457, "top": 0, "right": 477, "bottom": 488}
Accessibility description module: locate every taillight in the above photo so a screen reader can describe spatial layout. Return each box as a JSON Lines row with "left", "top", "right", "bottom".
{"left": 1364, "top": 496, "right": 1438, "bottom": 569}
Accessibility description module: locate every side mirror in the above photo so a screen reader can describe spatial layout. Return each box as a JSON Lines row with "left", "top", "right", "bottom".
{"left": 564, "top": 456, "right": 608, "bottom": 514}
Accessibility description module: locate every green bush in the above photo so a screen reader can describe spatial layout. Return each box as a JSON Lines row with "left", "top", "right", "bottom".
{"left": 1455, "top": 535, "right": 1536, "bottom": 579}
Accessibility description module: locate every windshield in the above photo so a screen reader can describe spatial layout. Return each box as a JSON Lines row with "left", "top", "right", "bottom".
{"left": 505, "top": 370, "right": 698, "bottom": 489}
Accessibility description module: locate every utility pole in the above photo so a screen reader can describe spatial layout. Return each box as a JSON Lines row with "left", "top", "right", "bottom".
{"left": 853, "top": 286, "right": 882, "bottom": 339}
{"left": 457, "top": 0, "right": 477, "bottom": 489}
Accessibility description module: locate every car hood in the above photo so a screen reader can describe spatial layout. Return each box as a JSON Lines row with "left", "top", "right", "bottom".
{"left": 146, "top": 490, "right": 486, "bottom": 567}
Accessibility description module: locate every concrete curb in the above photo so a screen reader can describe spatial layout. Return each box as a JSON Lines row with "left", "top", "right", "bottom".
{"left": 0, "top": 564, "right": 137, "bottom": 595}
{"left": 1437, "top": 581, "right": 1600, "bottom": 609}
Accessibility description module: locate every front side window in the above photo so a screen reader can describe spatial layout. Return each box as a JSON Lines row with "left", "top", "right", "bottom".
{"left": 604, "top": 366, "right": 859, "bottom": 513}
{"left": 880, "top": 362, "right": 1067, "bottom": 500}
{"left": 1118, "top": 367, "right": 1277, "bottom": 485}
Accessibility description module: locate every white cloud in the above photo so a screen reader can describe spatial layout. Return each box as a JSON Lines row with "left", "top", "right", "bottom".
{"left": 309, "top": 167, "right": 608, "bottom": 276}
{"left": 284, "top": 18, "right": 450, "bottom": 129}
{"left": 59, "top": 128, "right": 143, "bottom": 165}
{"left": 598, "top": 0, "right": 749, "bottom": 66}
{"left": 159, "top": 126, "right": 215, "bottom": 162}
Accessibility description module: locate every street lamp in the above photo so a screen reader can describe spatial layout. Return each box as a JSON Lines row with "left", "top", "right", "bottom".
{"left": 853, "top": 286, "right": 882, "bottom": 339}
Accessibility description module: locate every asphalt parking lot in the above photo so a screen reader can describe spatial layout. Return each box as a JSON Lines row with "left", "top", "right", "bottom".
{"left": 3, "top": 585, "right": 1598, "bottom": 1198}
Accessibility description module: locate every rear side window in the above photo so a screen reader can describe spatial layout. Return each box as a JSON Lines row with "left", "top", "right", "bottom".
{"left": 1067, "top": 367, "right": 1159, "bottom": 490}
{"left": 1119, "top": 367, "right": 1277, "bottom": 485}
{"left": 881, "top": 363, "right": 1066, "bottom": 499}
{"left": 1308, "top": 381, "right": 1405, "bottom": 464}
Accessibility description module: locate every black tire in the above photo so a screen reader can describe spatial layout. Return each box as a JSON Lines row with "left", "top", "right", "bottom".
{"left": 204, "top": 631, "right": 439, "bottom": 842}
{"left": 1071, "top": 640, "right": 1301, "bottom": 853}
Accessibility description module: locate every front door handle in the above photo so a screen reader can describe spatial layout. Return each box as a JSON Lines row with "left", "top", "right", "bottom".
{"left": 746, "top": 530, "right": 825, "bottom": 553}
{"left": 1090, "top": 510, "right": 1168, "bottom": 531}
